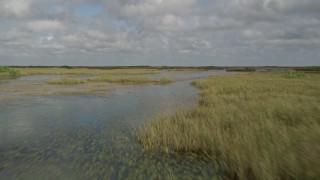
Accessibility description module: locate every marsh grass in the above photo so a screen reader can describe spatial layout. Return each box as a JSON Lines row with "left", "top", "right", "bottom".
{"left": 158, "top": 78, "right": 175, "bottom": 84}
{"left": 140, "top": 73, "right": 320, "bottom": 179}
{"left": 18, "top": 68, "right": 160, "bottom": 75}
{"left": 49, "top": 76, "right": 155, "bottom": 85}
{"left": 88, "top": 76, "right": 156, "bottom": 84}
{"left": 0, "top": 66, "right": 20, "bottom": 76}
{"left": 48, "top": 78, "right": 86, "bottom": 85}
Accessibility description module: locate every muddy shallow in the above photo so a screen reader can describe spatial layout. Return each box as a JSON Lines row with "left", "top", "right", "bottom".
{"left": 0, "top": 70, "right": 230, "bottom": 179}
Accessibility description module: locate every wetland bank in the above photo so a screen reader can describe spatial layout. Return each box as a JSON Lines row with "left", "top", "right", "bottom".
{"left": 0, "top": 67, "right": 319, "bottom": 179}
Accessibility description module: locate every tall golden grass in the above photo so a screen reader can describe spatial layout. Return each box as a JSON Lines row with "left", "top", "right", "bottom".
{"left": 140, "top": 73, "right": 320, "bottom": 179}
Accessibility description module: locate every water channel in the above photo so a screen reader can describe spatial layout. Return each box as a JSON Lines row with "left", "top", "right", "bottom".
{"left": 0, "top": 70, "right": 231, "bottom": 179}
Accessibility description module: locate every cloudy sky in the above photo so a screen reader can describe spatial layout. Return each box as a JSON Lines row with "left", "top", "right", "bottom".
{"left": 0, "top": 0, "right": 320, "bottom": 66}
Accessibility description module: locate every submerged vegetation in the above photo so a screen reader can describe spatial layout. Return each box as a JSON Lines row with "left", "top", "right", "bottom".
{"left": 140, "top": 73, "right": 320, "bottom": 179}
{"left": 0, "top": 66, "right": 20, "bottom": 77}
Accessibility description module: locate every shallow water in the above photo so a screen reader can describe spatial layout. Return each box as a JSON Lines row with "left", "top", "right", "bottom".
{"left": 0, "top": 70, "right": 229, "bottom": 179}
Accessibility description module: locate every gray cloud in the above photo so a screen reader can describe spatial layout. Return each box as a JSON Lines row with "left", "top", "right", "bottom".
{"left": 0, "top": 0, "right": 319, "bottom": 66}
{"left": 104, "top": 0, "right": 197, "bottom": 17}
{"left": 0, "top": 0, "right": 35, "bottom": 17}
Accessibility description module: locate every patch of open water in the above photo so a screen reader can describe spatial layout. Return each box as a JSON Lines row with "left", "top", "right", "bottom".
{"left": 0, "top": 70, "right": 230, "bottom": 179}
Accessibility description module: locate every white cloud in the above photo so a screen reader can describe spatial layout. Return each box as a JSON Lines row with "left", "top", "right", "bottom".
{"left": 0, "top": 0, "right": 320, "bottom": 66}
{"left": 27, "top": 20, "right": 65, "bottom": 32}
{"left": 0, "top": 0, "right": 34, "bottom": 17}
{"left": 106, "top": 0, "right": 196, "bottom": 17}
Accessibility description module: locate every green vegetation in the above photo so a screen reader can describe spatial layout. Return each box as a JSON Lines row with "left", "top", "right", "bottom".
{"left": 282, "top": 72, "right": 305, "bottom": 78}
{"left": 158, "top": 66, "right": 223, "bottom": 70}
{"left": 17, "top": 68, "right": 160, "bottom": 75}
{"left": 158, "top": 78, "right": 175, "bottom": 84}
{"left": 226, "top": 67, "right": 256, "bottom": 72}
{"left": 140, "top": 73, "right": 320, "bottom": 179}
{"left": 244, "top": 67, "right": 256, "bottom": 71}
{"left": 60, "top": 65, "right": 72, "bottom": 69}
{"left": 0, "top": 66, "right": 20, "bottom": 76}
{"left": 294, "top": 66, "right": 320, "bottom": 72}
{"left": 48, "top": 78, "right": 86, "bottom": 85}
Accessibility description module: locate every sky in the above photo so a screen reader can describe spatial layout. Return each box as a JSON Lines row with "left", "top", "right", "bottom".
{"left": 0, "top": 0, "right": 320, "bottom": 66}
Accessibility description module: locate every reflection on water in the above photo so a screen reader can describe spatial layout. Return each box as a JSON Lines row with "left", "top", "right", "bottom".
{"left": 0, "top": 70, "right": 229, "bottom": 179}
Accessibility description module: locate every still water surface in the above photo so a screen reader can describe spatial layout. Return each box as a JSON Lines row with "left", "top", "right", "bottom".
{"left": 0, "top": 70, "right": 230, "bottom": 179}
